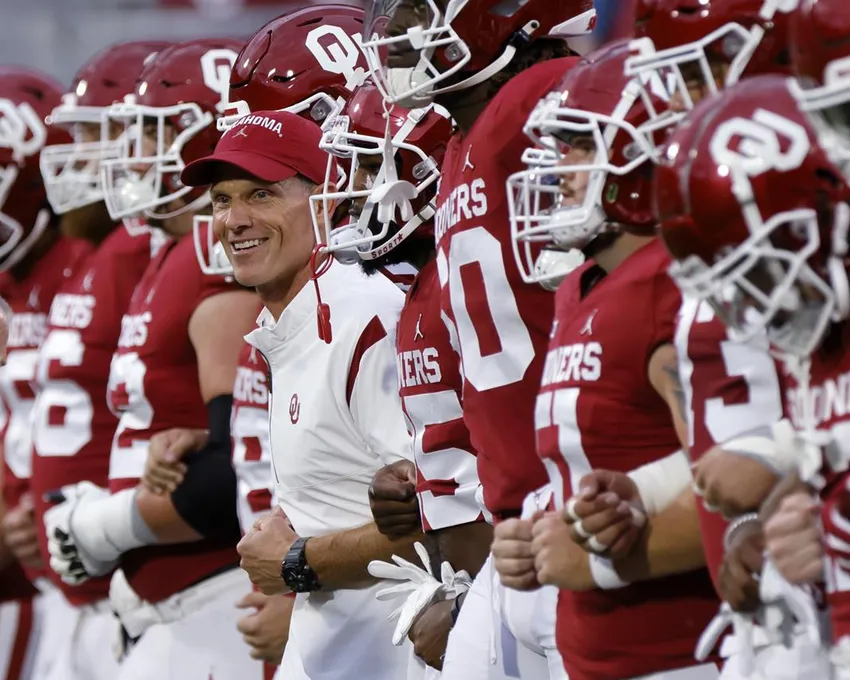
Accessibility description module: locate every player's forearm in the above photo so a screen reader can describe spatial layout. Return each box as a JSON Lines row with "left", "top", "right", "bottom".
{"left": 616, "top": 487, "right": 706, "bottom": 582}
{"left": 434, "top": 521, "right": 493, "bottom": 578}
{"left": 306, "top": 521, "right": 424, "bottom": 590}
{"left": 136, "top": 488, "right": 203, "bottom": 544}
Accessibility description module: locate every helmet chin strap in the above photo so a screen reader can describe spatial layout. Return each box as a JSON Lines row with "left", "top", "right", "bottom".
{"left": 436, "top": 19, "right": 543, "bottom": 95}
{"left": 829, "top": 200, "right": 850, "bottom": 321}
{"left": 406, "top": 19, "right": 541, "bottom": 101}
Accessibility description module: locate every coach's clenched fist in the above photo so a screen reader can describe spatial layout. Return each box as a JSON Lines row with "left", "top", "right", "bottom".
{"left": 369, "top": 460, "right": 421, "bottom": 539}
{"left": 238, "top": 506, "right": 298, "bottom": 595}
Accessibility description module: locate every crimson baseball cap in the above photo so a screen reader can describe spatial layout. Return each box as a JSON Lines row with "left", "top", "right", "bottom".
{"left": 180, "top": 110, "right": 335, "bottom": 187}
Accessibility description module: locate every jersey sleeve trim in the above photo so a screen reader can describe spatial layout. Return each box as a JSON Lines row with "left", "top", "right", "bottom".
{"left": 346, "top": 314, "right": 388, "bottom": 408}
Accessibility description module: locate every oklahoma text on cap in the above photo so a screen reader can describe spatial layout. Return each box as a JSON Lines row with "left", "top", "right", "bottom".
{"left": 181, "top": 110, "right": 334, "bottom": 187}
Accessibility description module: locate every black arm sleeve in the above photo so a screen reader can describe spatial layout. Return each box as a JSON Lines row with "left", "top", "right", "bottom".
{"left": 170, "top": 394, "right": 241, "bottom": 542}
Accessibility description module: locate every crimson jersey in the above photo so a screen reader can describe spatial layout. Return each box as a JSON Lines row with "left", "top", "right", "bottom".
{"left": 782, "top": 337, "right": 850, "bottom": 648}
{"left": 675, "top": 300, "right": 784, "bottom": 591}
{"left": 0, "top": 235, "right": 90, "bottom": 594}
{"left": 30, "top": 227, "right": 155, "bottom": 605}
{"left": 231, "top": 332, "right": 272, "bottom": 533}
{"left": 537, "top": 239, "right": 717, "bottom": 680}
{"left": 107, "top": 235, "right": 242, "bottom": 603}
{"left": 434, "top": 57, "right": 579, "bottom": 516}
{"left": 396, "top": 259, "right": 482, "bottom": 532}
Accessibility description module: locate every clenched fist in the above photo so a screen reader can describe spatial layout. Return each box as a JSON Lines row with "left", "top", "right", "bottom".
{"left": 492, "top": 515, "right": 540, "bottom": 592}
{"left": 693, "top": 445, "right": 779, "bottom": 518}
{"left": 764, "top": 492, "right": 823, "bottom": 585}
{"left": 565, "top": 470, "right": 645, "bottom": 559}
{"left": 369, "top": 460, "right": 421, "bottom": 539}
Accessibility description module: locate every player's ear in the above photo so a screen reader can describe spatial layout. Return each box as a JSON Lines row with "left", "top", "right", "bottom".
{"left": 310, "top": 182, "right": 338, "bottom": 231}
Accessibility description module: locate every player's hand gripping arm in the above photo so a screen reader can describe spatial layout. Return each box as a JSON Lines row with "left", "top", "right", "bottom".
{"left": 133, "top": 290, "right": 256, "bottom": 543}
{"left": 528, "top": 485, "right": 706, "bottom": 591}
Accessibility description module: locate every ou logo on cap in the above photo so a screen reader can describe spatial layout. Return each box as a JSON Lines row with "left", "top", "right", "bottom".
{"left": 306, "top": 25, "right": 368, "bottom": 92}
{"left": 201, "top": 49, "right": 239, "bottom": 112}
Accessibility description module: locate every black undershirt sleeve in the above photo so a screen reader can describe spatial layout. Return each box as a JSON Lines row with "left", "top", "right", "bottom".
{"left": 169, "top": 394, "right": 241, "bottom": 542}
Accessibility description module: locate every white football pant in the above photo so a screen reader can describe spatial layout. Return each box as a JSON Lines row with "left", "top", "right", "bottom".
{"left": 116, "top": 568, "right": 263, "bottom": 680}
{"left": 30, "top": 584, "right": 119, "bottom": 680}
{"left": 441, "top": 554, "right": 565, "bottom": 680}
{"left": 718, "top": 628, "right": 831, "bottom": 680}
{"left": 275, "top": 620, "right": 310, "bottom": 680}
{"left": 0, "top": 595, "right": 41, "bottom": 680}
{"left": 632, "top": 664, "right": 720, "bottom": 680}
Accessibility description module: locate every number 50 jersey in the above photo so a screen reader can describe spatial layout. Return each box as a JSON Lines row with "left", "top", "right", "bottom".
{"left": 434, "top": 57, "right": 578, "bottom": 518}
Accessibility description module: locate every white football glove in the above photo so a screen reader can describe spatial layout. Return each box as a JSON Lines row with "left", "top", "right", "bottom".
{"left": 44, "top": 481, "right": 119, "bottom": 585}
{"left": 759, "top": 558, "right": 822, "bottom": 649}
{"left": 696, "top": 603, "right": 758, "bottom": 677}
{"left": 695, "top": 560, "right": 824, "bottom": 678}
{"left": 368, "top": 541, "right": 472, "bottom": 646}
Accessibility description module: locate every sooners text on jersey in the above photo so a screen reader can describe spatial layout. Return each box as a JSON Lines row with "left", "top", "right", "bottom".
{"left": 30, "top": 227, "right": 154, "bottom": 605}
{"left": 107, "top": 235, "right": 241, "bottom": 603}
{"left": 537, "top": 239, "right": 718, "bottom": 680}
{"left": 396, "top": 259, "right": 482, "bottom": 532}
{"left": 434, "top": 57, "right": 579, "bottom": 517}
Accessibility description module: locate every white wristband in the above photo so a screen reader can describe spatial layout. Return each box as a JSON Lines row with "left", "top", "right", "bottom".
{"left": 627, "top": 449, "right": 691, "bottom": 516}
{"left": 71, "top": 488, "right": 153, "bottom": 562}
{"left": 589, "top": 554, "right": 629, "bottom": 590}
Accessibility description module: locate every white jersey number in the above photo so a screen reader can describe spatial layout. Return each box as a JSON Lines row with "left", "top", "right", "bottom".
{"left": 231, "top": 403, "right": 273, "bottom": 530}
{"left": 676, "top": 299, "right": 783, "bottom": 447}
{"left": 0, "top": 349, "right": 39, "bottom": 478}
{"left": 438, "top": 227, "right": 535, "bottom": 392}
{"left": 534, "top": 387, "right": 591, "bottom": 509}
{"left": 108, "top": 352, "right": 154, "bottom": 480}
{"left": 403, "top": 389, "right": 480, "bottom": 528}
{"left": 32, "top": 330, "right": 93, "bottom": 458}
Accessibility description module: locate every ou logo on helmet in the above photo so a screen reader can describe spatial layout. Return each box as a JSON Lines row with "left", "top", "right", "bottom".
{"left": 0, "top": 101, "right": 47, "bottom": 162}
{"left": 201, "top": 49, "right": 239, "bottom": 112}
{"left": 709, "top": 109, "right": 810, "bottom": 179}
{"left": 306, "top": 25, "right": 369, "bottom": 92}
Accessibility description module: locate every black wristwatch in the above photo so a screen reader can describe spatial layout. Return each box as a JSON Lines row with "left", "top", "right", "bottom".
{"left": 281, "top": 537, "right": 321, "bottom": 593}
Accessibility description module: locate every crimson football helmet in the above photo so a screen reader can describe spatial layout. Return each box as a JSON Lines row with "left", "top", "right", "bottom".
{"left": 194, "top": 5, "right": 369, "bottom": 276}
{"left": 0, "top": 68, "right": 69, "bottom": 271}
{"left": 220, "top": 5, "right": 369, "bottom": 131}
{"left": 655, "top": 74, "right": 850, "bottom": 358}
{"left": 787, "top": 0, "right": 850, "bottom": 181}
{"left": 308, "top": 83, "right": 451, "bottom": 264}
{"left": 100, "top": 38, "right": 242, "bottom": 222}
{"left": 508, "top": 40, "right": 668, "bottom": 285}
{"left": 39, "top": 41, "right": 170, "bottom": 215}
{"left": 625, "top": 0, "right": 794, "bottom": 147}
{"left": 361, "top": 0, "right": 596, "bottom": 107}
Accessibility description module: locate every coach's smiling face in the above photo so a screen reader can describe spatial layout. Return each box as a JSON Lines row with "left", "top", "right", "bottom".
{"left": 211, "top": 168, "right": 326, "bottom": 316}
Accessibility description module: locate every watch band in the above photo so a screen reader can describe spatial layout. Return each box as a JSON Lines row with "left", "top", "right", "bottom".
{"left": 281, "top": 536, "right": 321, "bottom": 593}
